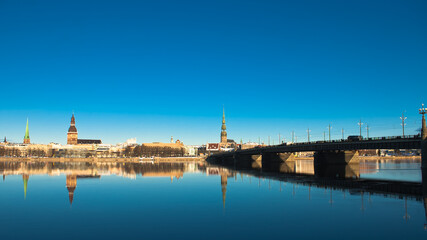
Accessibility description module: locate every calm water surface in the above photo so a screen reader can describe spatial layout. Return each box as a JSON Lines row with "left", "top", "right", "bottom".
{"left": 0, "top": 160, "right": 426, "bottom": 240}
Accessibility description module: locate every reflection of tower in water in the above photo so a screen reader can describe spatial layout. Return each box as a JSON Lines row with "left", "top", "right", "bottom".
{"left": 66, "top": 175, "right": 77, "bottom": 205}
{"left": 221, "top": 172, "right": 227, "bottom": 208}
{"left": 22, "top": 174, "right": 29, "bottom": 199}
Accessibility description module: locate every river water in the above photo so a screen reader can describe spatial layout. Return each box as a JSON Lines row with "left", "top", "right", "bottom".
{"left": 0, "top": 159, "right": 426, "bottom": 239}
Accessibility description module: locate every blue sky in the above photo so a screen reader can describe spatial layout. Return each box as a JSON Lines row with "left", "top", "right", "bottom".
{"left": 0, "top": 0, "right": 426, "bottom": 145}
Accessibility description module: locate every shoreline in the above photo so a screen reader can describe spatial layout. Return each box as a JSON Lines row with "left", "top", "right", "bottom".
{"left": 0, "top": 155, "right": 420, "bottom": 163}
{"left": 0, "top": 156, "right": 206, "bottom": 163}
{"left": 294, "top": 156, "right": 421, "bottom": 161}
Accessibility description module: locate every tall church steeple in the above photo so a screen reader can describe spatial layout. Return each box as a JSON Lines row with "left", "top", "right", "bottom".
{"left": 221, "top": 107, "right": 227, "bottom": 144}
{"left": 67, "top": 114, "right": 78, "bottom": 145}
{"left": 23, "top": 118, "right": 30, "bottom": 144}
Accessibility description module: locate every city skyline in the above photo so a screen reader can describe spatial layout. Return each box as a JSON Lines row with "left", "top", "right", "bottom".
{"left": 0, "top": 106, "right": 424, "bottom": 145}
{"left": 1, "top": 0, "right": 426, "bottom": 144}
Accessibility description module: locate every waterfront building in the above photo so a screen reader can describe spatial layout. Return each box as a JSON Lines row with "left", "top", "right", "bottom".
{"left": 67, "top": 114, "right": 102, "bottom": 145}
{"left": 142, "top": 140, "right": 184, "bottom": 149}
{"left": 23, "top": 118, "right": 30, "bottom": 144}
{"left": 183, "top": 145, "right": 199, "bottom": 156}
{"left": 241, "top": 142, "right": 260, "bottom": 150}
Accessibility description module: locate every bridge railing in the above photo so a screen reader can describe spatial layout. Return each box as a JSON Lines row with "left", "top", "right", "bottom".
{"left": 281, "top": 134, "right": 421, "bottom": 146}
{"left": 212, "top": 134, "right": 421, "bottom": 155}
{"left": 233, "top": 134, "right": 421, "bottom": 151}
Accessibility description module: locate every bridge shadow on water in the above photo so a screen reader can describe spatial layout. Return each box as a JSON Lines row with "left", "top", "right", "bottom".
{"left": 207, "top": 156, "right": 427, "bottom": 228}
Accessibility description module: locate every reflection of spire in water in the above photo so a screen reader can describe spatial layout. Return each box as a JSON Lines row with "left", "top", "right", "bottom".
{"left": 403, "top": 196, "right": 410, "bottom": 221}
{"left": 221, "top": 173, "right": 227, "bottom": 208}
{"left": 361, "top": 192, "right": 365, "bottom": 212}
{"left": 66, "top": 175, "right": 77, "bottom": 205}
{"left": 22, "top": 174, "right": 29, "bottom": 199}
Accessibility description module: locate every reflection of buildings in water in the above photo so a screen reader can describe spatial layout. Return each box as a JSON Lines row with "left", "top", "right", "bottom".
{"left": 0, "top": 161, "right": 202, "bottom": 205}
{"left": 66, "top": 175, "right": 77, "bottom": 205}
{"left": 359, "top": 160, "right": 379, "bottom": 174}
{"left": 0, "top": 161, "right": 199, "bottom": 180}
{"left": 206, "top": 167, "right": 233, "bottom": 208}
{"left": 295, "top": 160, "right": 314, "bottom": 175}
{"left": 206, "top": 167, "right": 220, "bottom": 176}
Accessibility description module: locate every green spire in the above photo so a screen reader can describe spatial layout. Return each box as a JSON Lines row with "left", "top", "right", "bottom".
{"left": 24, "top": 118, "right": 30, "bottom": 140}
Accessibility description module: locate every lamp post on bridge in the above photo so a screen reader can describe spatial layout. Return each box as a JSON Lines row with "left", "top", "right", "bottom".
{"left": 358, "top": 119, "right": 363, "bottom": 138}
{"left": 342, "top": 128, "right": 344, "bottom": 140}
{"left": 307, "top": 128, "right": 311, "bottom": 142}
{"left": 366, "top": 124, "right": 370, "bottom": 139}
{"left": 328, "top": 124, "right": 332, "bottom": 141}
{"left": 420, "top": 104, "right": 427, "bottom": 140}
{"left": 419, "top": 103, "right": 427, "bottom": 169}
{"left": 400, "top": 112, "right": 407, "bottom": 137}
{"left": 292, "top": 131, "right": 295, "bottom": 143}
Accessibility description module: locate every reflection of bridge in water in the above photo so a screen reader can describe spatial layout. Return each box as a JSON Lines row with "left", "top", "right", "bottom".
{"left": 207, "top": 162, "right": 427, "bottom": 228}
{"left": 0, "top": 161, "right": 202, "bottom": 205}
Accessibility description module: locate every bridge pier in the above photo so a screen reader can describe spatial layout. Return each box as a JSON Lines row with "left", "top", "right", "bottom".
{"left": 314, "top": 150, "right": 359, "bottom": 166}
{"left": 314, "top": 164, "right": 360, "bottom": 179}
{"left": 422, "top": 140, "right": 427, "bottom": 169}
{"left": 209, "top": 155, "right": 234, "bottom": 167}
{"left": 235, "top": 154, "right": 262, "bottom": 169}
{"left": 422, "top": 169, "right": 427, "bottom": 225}
{"left": 262, "top": 153, "right": 295, "bottom": 173}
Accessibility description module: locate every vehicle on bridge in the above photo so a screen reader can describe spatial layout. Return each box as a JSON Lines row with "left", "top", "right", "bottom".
{"left": 347, "top": 135, "right": 363, "bottom": 141}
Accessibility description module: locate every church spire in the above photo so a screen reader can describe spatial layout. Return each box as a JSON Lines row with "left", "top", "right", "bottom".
{"left": 221, "top": 107, "right": 227, "bottom": 144}
{"left": 222, "top": 107, "right": 226, "bottom": 125}
{"left": 23, "top": 118, "right": 30, "bottom": 144}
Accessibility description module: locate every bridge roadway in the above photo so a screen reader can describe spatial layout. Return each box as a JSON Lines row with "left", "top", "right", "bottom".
{"left": 208, "top": 135, "right": 425, "bottom": 167}
{"left": 216, "top": 136, "right": 422, "bottom": 157}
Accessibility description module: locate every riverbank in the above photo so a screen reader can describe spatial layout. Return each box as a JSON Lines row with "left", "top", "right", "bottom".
{"left": 0, "top": 156, "right": 205, "bottom": 163}
{"left": 293, "top": 155, "right": 421, "bottom": 161}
